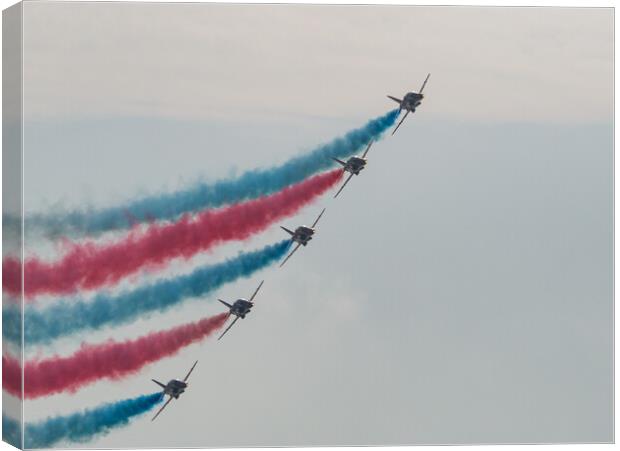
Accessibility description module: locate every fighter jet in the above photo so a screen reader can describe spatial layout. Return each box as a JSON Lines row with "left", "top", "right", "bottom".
{"left": 332, "top": 141, "right": 373, "bottom": 198}
{"left": 151, "top": 360, "right": 198, "bottom": 421}
{"left": 217, "top": 280, "right": 264, "bottom": 340}
{"left": 387, "top": 73, "right": 430, "bottom": 135}
{"left": 279, "top": 208, "right": 325, "bottom": 267}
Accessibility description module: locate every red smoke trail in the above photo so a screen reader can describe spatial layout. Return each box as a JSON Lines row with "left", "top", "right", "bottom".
{"left": 2, "top": 356, "right": 22, "bottom": 399}
{"left": 3, "top": 169, "right": 343, "bottom": 298}
{"left": 2, "top": 313, "right": 229, "bottom": 399}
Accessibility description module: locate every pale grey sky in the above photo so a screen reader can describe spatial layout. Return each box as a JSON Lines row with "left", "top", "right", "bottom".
{"left": 7, "top": 2, "right": 614, "bottom": 447}
{"left": 22, "top": 3, "right": 612, "bottom": 122}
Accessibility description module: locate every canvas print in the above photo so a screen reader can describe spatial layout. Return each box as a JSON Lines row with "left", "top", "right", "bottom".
{"left": 1, "top": 2, "right": 613, "bottom": 449}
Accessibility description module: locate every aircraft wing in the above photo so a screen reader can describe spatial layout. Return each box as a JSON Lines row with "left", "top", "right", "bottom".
{"left": 311, "top": 208, "right": 326, "bottom": 228}
{"left": 151, "top": 396, "right": 173, "bottom": 421}
{"left": 387, "top": 95, "right": 402, "bottom": 104}
{"left": 218, "top": 316, "right": 240, "bottom": 341}
{"left": 249, "top": 280, "right": 264, "bottom": 302}
{"left": 280, "top": 242, "right": 301, "bottom": 267}
{"left": 419, "top": 73, "right": 431, "bottom": 93}
{"left": 392, "top": 110, "right": 410, "bottom": 135}
{"left": 183, "top": 360, "right": 198, "bottom": 382}
{"left": 334, "top": 173, "right": 354, "bottom": 198}
{"left": 362, "top": 140, "right": 373, "bottom": 158}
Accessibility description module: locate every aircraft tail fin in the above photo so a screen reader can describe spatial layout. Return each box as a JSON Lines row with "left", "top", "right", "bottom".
{"left": 152, "top": 379, "right": 166, "bottom": 390}
{"left": 387, "top": 95, "right": 402, "bottom": 104}
{"left": 331, "top": 157, "right": 347, "bottom": 167}
{"left": 218, "top": 299, "right": 233, "bottom": 309}
{"left": 280, "top": 226, "right": 295, "bottom": 236}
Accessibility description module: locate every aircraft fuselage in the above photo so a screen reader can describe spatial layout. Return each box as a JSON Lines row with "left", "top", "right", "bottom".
{"left": 164, "top": 379, "right": 187, "bottom": 399}
{"left": 343, "top": 156, "right": 367, "bottom": 175}
{"left": 401, "top": 92, "right": 424, "bottom": 112}
{"left": 230, "top": 299, "right": 253, "bottom": 318}
{"left": 292, "top": 226, "right": 315, "bottom": 246}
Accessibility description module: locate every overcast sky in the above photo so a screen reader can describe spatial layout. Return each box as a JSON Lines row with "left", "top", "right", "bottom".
{"left": 21, "top": 3, "right": 612, "bottom": 123}
{"left": 8, "top": 2, "right": 614, "bottom": 447}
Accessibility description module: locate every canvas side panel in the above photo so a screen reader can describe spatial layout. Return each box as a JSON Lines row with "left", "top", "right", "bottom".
{"left": 2, "top": 2, "right": 23, "bottom": 449}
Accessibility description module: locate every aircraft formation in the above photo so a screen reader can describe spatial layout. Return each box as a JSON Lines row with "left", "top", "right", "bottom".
{"left": 150, "top": 74, "right": 430, "bottom": 421}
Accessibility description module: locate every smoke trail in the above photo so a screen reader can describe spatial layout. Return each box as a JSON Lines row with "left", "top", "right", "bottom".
{"left": 17, "top": 110, "right": 398, "bottom": 238}
{"left": 3, "top": 352, "right": 22, "bottom": 400}
{"left": 3, "top": 168, "right": 342, "bottom": 298}
{"left": 3, "top": 414, "right": 21, "bottom": 448}
{"left": 3, "top": 240, "right": 291, "bottom": 345}
{"left": 3, "top": 313, "right": 228, "bottom": 399}
{"left": 23, "top": 392, "right": 162, "bottom": 448}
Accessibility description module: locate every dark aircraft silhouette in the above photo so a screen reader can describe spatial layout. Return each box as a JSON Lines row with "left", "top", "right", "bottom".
{"left": 332, "top": 141, "right": 373, "bottom": 198}
{"left": 151, "top": 360, "right": 198, "bottom": 421}
{"left": 388, "top": 73, "right": 430, "bottom": 135}
{"left": 217, "top": 280, "right": 264, "bottom": 340}
{"left": 279, "top": 208, "right": 325, "bottom": 267}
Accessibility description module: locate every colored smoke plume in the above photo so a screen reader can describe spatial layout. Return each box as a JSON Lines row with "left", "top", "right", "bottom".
{"left": 3, "top": 313, "right": 228, "bottom": 399}
{"left": 4, "top": 169, "right": 342, "bottom": 298}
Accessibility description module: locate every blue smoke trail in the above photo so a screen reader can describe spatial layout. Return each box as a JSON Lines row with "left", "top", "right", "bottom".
{"left": 3, "top": 240, "right": 291, "bottom": 345}
{"left": 3, "top": 414, "right": 21, "bottom": 448}
{"left": 21, "top": 392, "right": 162, "bottom": 448}
{"left": 21, "top": 110, "right": 399, "bottom": 237}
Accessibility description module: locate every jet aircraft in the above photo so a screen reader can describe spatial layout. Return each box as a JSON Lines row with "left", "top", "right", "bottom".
{"left": 387, "top": 73, "right": 430, "bottom": 135}
{"left": 332, "top": 141, "right": 373, "bottom": 198}
{"left": 279, "top": 208, "right": 325, "bottom": 267}
{"left": 217, "top": 280, "right": 264, "bottom": 340}
{"left": 151, "top": 360, "right": 198, "bottom": 421}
